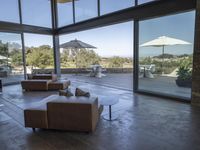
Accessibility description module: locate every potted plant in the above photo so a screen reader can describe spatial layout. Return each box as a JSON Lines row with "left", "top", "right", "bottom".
{"left": 176, "top": 66, "right": 192, "bottom": 88}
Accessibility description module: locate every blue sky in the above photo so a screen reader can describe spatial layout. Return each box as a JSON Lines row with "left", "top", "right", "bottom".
{"left": 0, "top": 1, "right": 195, "bottom": 57}
{"left": 139, "top": 11, "right": 195, "bottom": 57}
{"left": 60, "top": 11, "right": 195, "bottom": 57}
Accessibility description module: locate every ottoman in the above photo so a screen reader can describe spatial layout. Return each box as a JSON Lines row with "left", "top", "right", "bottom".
{"left": 48, "top": 80, "right": 71, "bottom": 90}
{"left": 21, "top": 80, "right": 51, "bottom": 91}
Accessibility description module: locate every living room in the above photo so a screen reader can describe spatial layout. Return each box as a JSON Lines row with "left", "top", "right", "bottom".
{"left": 0, "top": 0, "right": 200, "bottom": 150}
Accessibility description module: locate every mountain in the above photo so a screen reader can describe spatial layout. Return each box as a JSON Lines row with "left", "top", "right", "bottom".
{"left": 153, "top": 53, "right": 175, "bottom": 59}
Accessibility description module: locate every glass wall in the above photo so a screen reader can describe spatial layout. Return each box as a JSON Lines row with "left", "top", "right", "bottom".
{"left": 138, "top": 11, "right": 195, "bottom": 99}
{"left": 21, "top": 0, "right": 52, "bottom": 28}
{"left": 0, "top": 0, "right": 20, "bottom": 23}
{"left": 0, "top": 33, "right": 24, "bottom": 85}
{"left": 100, "top": 0, "right": 134, "bottom": 15}
{"left": 59, "top": 21, "right": 133, "bottom": 90}
{"left": 75, "top": 0, "right": 98, "bottom": 22}
{"left": 56, "top": 0, "right": 137, "bottom": 26}
{"left": 24, "top": 33, "right": 54, "bottom": 74}
{"left": 57, "top": 0, "right": 74, "bottom": 27}
{"left": 55, "top": 0, "right": 159, "bottom": 26}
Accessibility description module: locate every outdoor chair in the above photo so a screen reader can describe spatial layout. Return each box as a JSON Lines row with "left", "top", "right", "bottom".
{"left": 139, "top": 67, "right": 145, "bottom": 78}
{"left": 139, "top": 64, "right": 155, "bottom": 78}
{"left": 145, "top": 64, "right": 156, "bottom": 78}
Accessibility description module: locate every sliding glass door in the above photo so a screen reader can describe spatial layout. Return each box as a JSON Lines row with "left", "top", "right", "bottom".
{"left": 0, "top": 32, "right": 24, "bottom": 85}
{"left": 137, "top": 11, "right": 195, "bottom": 99}
{"left": 59, "top": 21, "right": 134, "bottom": 90}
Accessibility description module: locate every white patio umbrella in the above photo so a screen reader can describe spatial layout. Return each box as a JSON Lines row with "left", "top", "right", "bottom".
{"left": 60, "top": 39, "right": 96, "bottom": 73}
{"left": 140, "top": 36, "right": 191, "bottom": 73}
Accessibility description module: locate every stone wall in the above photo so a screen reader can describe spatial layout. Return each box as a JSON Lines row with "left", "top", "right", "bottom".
{"left": 32, "top": 68, "right": 133, "bottom": 74}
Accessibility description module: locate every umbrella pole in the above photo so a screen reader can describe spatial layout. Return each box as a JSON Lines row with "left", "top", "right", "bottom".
{"left": 161, "top": 45, "right": 164, "bottom": 74}
{"left": 75, "top": 48, "right": 78, "bottom": 75}
{"left": 6, "top": 43, "right": 9, "bottom": 71}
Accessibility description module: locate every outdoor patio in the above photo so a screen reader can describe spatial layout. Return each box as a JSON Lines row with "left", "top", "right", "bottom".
{"left": 62, "top": 73, "right": 191, "bottom": 99}
{"left": 0, "top": 71, "right": 191, "bottom": 99}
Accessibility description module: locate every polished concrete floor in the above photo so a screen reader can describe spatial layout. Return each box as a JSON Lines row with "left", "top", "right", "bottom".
{"left": 0, "top": 80, "right": 200, "bottom": 150}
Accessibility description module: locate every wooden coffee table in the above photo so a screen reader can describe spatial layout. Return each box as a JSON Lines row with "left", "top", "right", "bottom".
{"left": 99, "top": 95, "right": 119, "bottom": 121}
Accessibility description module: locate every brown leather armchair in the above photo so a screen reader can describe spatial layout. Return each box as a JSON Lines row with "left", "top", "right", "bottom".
{"left": 24, "top": 95, "right": 103, "bottom": 132}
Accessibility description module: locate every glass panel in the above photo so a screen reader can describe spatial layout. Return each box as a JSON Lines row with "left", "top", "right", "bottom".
{"left": 75, "top": 0, "right": 98, "bottom": 22}
{"left": 24, "top": 34, "right": 54, "bottom": 74}
{"left": 100, "top": 0, "right": 134, "bottom": 15}
{"left": 59, "top": 21, "right": 133, "bottom": 91}
{"left": 57, "top": 0, "right": 74, "bottom": 27}
{"left": 138, "top": 0, "right": 154, "bottom": 5}
{"left": 21, "top": 0, "right": 52, "bottom": 28}
{"left": 138, "top": 11, "right": 195, "bottom": 99}
{"left": 0, "top": 33, "right": 24, "bottom": 85}
{"left": 0, "top": 0, "right": 20, "bottom": 23}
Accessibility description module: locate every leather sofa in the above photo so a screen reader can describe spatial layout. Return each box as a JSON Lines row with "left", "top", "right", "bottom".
{"left": 24, "top": 95, "right": 103, "bottom": 132}
{"left": 21, "top": 80, "right": 51, "bottom": 91}
{"left": 21, "top": 74, "right": 71, "bottom": 91}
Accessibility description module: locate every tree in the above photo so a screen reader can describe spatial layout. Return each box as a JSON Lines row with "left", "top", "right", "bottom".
{"left": 0, "top": 41, "right": 8, "bottom": 57}
{"left": 76, "top": 49, "right": 100, "bottom": 68}
{"left": 60, "top": 49, "right": 71, "bottom": 67}
{"left": 10, "top": 49, "right": 23, "bottom": 66}
{"left": 26, "top": 45, "right": 54, "bottom": 69}
{"left": 108, "top": 56, "right": 126, "bottom": 68}
{"left": 153, "top": 53, "right": 175, "bottom": 59}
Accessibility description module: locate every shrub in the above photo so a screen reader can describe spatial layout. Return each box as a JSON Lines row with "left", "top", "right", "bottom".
{"left": 176, "top": 66, "right": 192, "bottom": 81}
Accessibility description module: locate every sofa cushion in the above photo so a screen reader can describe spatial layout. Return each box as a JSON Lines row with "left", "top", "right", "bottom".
{"left": 32, "top": 74, "right": 57, "bottom": 81}
{"left": 75, "top": 88, "right": 90, "bottom": 97}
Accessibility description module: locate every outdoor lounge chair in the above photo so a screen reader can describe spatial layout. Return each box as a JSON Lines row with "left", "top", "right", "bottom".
{"left": 139, "top": 64, "right": 155, "bottom": 78}
{"left": 145, "top": 64, "right": 155, "bottom": 78}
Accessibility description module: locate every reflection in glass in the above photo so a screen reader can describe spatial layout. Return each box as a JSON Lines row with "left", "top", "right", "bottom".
{"left": 21, "top": 0, "right": 52, "bottom": 28}
{"left": 0, "top": 33, "right": 24, "bottom": 85}
{"left": 138, "top": 11, "right": 195, "bottom": 99}
{"left": 57, "top": 0, "right": 74, "bottom": 27}
{"left": 0, "top": 0, "right": 19, "bottom": 23}
{"left": 75, "top": 0, "right": 98, "bottom": 22}
{"left": 24, "top": 34, "right": 54, "bottom": 74}
{"left": 100, "top": 0, "right": 134, "bottom": 15}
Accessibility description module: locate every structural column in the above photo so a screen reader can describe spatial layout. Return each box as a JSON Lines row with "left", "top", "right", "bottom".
{"left": 133, "top": 20, "right": 139, "bottom": 92}
{"left": 191, "top": 0, "right": 200, "bottom": 106}
{"left": 53, "top": 35, "right": 61, "bottom": 76}
{"left": 51, "top": 0, "right": 61, "bottom": 76}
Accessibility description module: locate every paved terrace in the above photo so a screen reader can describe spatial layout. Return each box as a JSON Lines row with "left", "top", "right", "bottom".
{"left": 0, "top": 73, "right": 191, "bottom": 99}
{"left": 63, "top": 73, "right": 191, "bottom": 99}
